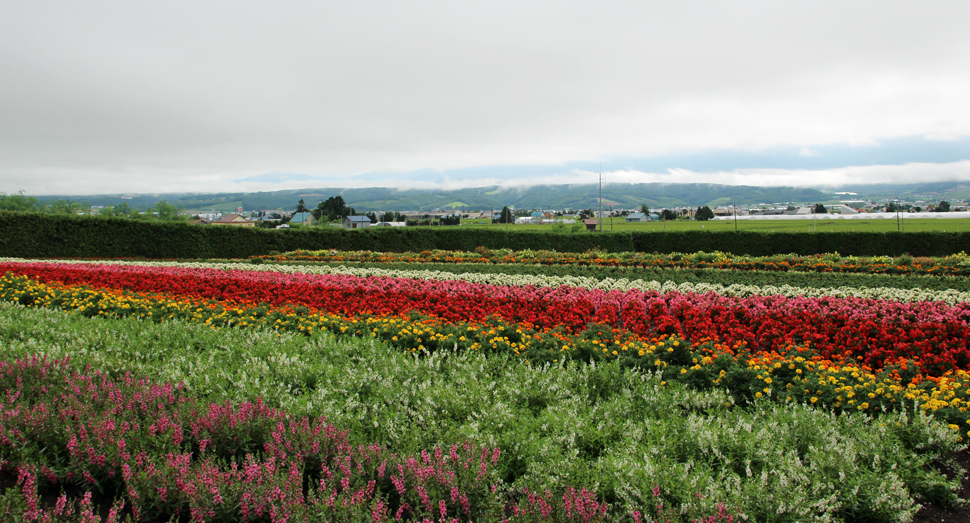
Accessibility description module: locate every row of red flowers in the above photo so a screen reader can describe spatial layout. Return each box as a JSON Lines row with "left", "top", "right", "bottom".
{"left": 9, "top": 272, "right": 970, "bottom": 427}
{"left": 3, "top": 261, "right": 969, "bottom": 374}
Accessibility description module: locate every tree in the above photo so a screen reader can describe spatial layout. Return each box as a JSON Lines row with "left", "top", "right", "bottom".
{"left": 496, "top": 206, "right": 514, "bottom": 224}
{"left": 48, "top": 199, "right": 85, "bottom": 215}
{"left": 914, "top": 206, "right": 922, "bottom": 213}
{"left": 661, "top": 209, "right": 678, "bottom": 221}
{"left": 695, "top": 206, "right": 714, "bottom": 221}
{"left": 151, "top": 200, "right": 184, "bottom": 220}
{"left": 937, "top": 201, "right": 951, "bottom": 212}
{"left": 0, "top": 191, "right": 41, "bottom": 212}
{"left": 100, "top": 202, "right": 138, "bottom": 219}
{"left": 296, "top": 199, "right": 308, "bottom": 213}
{"left": 313, "top": 196, "right": 350, "bottom": 222}
{"left": 812, "top": 203, "right": 828, "bottom": 214}
{"left": 577, "top": 209, "right": 594, "bottom": 220}
{"left": 640, "top": 203, "right": 649, "bottom": 215}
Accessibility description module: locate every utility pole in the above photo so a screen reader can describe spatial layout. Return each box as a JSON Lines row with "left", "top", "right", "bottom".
{"left": 895, "top": 200, "right": 900, "bottom": 232}
{"left": 598, "top": 164, "right": 603, "bottom": 232}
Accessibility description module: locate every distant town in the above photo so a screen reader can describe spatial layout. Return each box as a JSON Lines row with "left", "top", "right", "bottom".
{"left": 3, "top": 181, "right": 968, "bottom": 230}
{"left": 121, "top": 197, "right": 970, "bottom": 230}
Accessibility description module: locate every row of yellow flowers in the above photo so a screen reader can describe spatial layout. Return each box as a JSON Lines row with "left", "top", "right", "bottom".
{"left": 3, "top": 271, "right": 970, "bottom": 439}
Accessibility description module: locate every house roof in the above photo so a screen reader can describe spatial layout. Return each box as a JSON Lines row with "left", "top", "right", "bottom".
{"left": 216, "top": 214, "right": 247, "bottom": 223}
{"left": 345, "top": 215, "right": 370, "bottom": 222}
{"left": 290, "top": 212, "right": 314, "bottom": 223}
{"left": 628, "top": 213, "right": 645, "bottom": 219}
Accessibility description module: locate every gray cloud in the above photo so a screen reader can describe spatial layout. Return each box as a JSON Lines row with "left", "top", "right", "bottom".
{"left": 2, "top": 1, "right": 968, "bottom": 195}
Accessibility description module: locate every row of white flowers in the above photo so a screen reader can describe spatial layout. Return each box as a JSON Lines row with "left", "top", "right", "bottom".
{"left": 5, "top": 257, "right": 968, "bottom": 305}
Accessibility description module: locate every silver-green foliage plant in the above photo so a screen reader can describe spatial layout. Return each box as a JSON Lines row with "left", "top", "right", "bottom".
{"left": 0, "top": 304, "right": 963, "bottom": 522}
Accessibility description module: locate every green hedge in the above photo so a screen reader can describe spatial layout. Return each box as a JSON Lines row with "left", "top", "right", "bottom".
{"left": 1, "top": 212, "right": 968, "bottom": 258}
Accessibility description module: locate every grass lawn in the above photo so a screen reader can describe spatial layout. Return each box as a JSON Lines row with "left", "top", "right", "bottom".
{"left": 458, "top": 217, "right": 970, "bottom": 233}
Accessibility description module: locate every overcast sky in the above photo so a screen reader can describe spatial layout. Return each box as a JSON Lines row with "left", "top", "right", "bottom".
{"left": 2, "top": 1, "right": 968, "bottom": 195}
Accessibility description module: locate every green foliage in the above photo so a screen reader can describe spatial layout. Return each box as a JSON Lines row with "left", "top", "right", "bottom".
{"left": 496, "top": 206, "right": 514, "bottom": 224}
{"left": 0, "top": 191, "right": 41, "bottom": 212}
{"left": 313, "top": 196, "right": 352, "bottom": 221}
{"left": 97, "top": 202, "right": 139, "bottom": 218}
{"left": 0, "top": 304, "right": 961, "bottom": 522}
{"left": 1, "top": 192, "right": 86, "bottom": 215}
{"left": 695, "top": 206, "right": 715, "bottom": 221}
{"left": 3, "top": 211, "right": 970, "bottom": 259}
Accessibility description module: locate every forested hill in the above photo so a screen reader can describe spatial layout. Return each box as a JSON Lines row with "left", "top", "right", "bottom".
{"left": 32, "top": 183, "right": 828, "bottom": 212}
{"left": 29, "top": 181, "right": 967, "bottom": 212}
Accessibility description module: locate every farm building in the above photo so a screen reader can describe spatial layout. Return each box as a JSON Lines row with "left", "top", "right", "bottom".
{"left": 213, "top": 214, "right": 255, "bottom": 227}
{"left": 343, "top": 215, "right": 372, "bottom": 229}
{"left": 289, "top": 212, "right": 315, "bottom": 226}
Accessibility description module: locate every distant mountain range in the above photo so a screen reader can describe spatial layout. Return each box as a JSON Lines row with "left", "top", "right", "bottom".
{"left": 34, "top": 181, "right": 969, "bottom": 213}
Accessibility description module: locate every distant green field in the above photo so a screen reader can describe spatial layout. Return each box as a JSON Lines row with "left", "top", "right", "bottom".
{"left": 459, "top": 217, "right": 970, "bottom": 233}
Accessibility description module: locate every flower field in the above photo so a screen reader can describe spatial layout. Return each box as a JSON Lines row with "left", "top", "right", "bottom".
{"left": 2, "top": 252, "right": 970, "bottom": 522}
{"left": 253, "top": 248, "right": 970, "bottom": 277}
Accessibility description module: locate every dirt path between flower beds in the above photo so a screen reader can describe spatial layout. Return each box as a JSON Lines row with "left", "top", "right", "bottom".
{"left": 914, "top": 449, "right": 970, "bottom": 523}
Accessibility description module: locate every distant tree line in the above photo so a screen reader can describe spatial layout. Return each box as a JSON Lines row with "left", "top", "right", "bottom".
{"left": 0, "top": 191, "right": 187, "bottom": 220}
